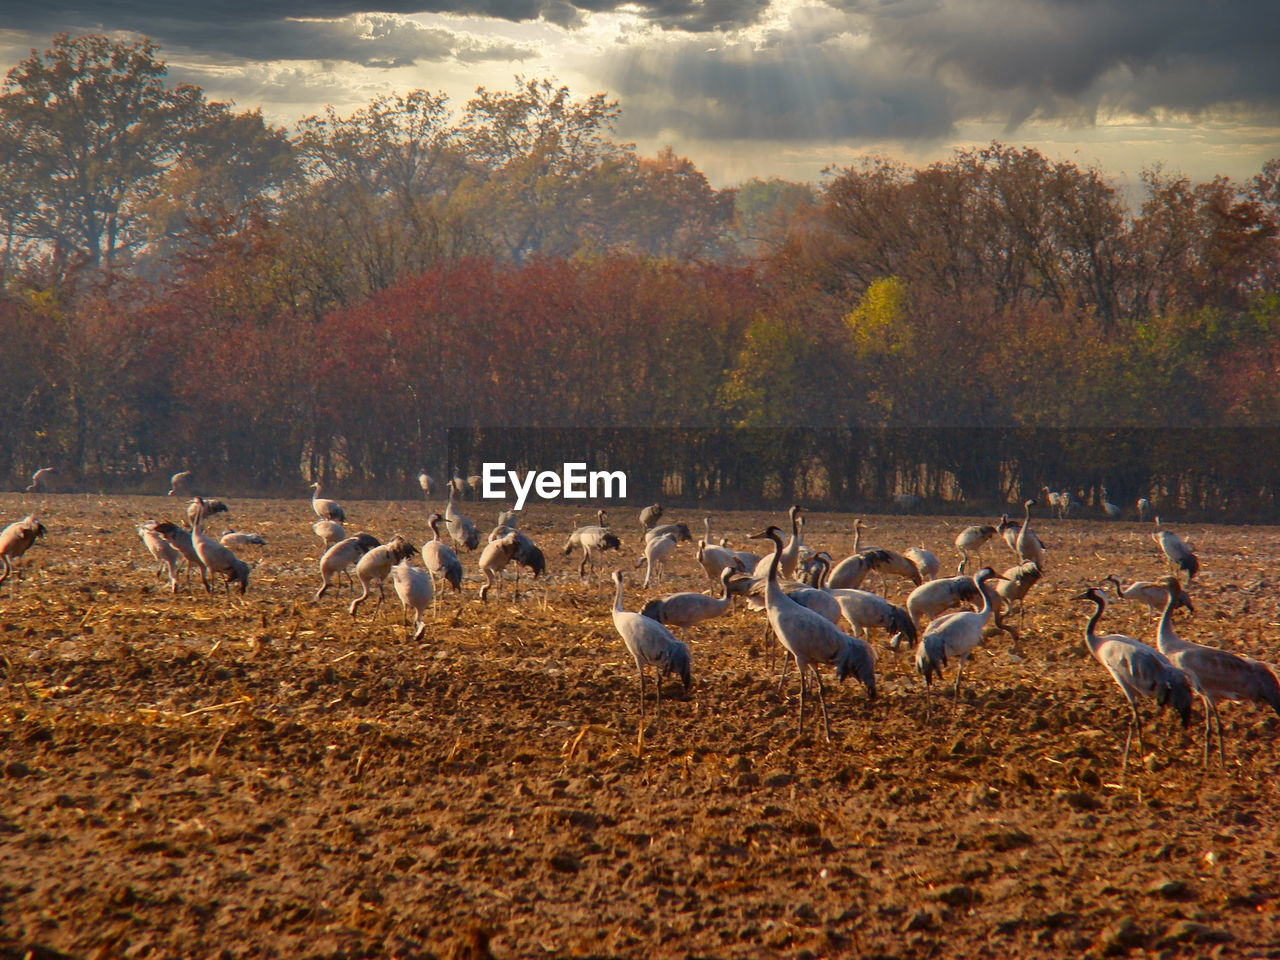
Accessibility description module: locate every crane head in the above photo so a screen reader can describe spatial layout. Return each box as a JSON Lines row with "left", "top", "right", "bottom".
{"left": 1071, "top": 587, "right": 1104, "bottom": 603}
{"left": 748, "top": 525, "right": 783, "bottom": 543}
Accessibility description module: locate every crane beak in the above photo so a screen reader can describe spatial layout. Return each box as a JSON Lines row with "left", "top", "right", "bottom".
{"left": 1069, "top": 589, "right": 1093, "bottom": 601}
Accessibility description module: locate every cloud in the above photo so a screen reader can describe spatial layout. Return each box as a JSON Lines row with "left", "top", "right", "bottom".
{"left": 0, "top": 0, "right": 772, "bottom": 44}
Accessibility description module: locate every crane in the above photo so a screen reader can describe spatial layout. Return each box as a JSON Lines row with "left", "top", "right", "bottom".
{"left": 421, "top": 512, "right": 464, "bottom": 593}
{"left": 391, "top": 559, "right": 434, "bottom": 641}
{"left": 748, "top": 524, "right": 875, "bottom": 740}
{"left": 752, "top": 506, "right": 803, "bottom": 580}
{"left": 638, "top": 503, "right": 664, "bottom": 535}
{"left": 914, "top": 567, "right": 1002, "bottom": 715}
{"left": 138, "top": 522, "right": 182, "bottom": 593}
{"left": 189, "top": 501, "right": 249, "bottom": 596}
{"left": 315, "top": 533, "right": 380, "bottom": 600}
{"left": 610, "top": 570, "right": 691, "bottom": 723}
{"left": 1153, "top": 577, "right": 1280, "bottom": 767}
{"left": 313, "top": 519, "right": 347, "bottom": 546}
{"left": 1016, "top": 500, "right": 1047, "bottom": 570}
{"left": 637, "top": 532, "right": 678, "bottom": 588}
{"left": 1101, "top": 486, "right": 1122, "bottom": 519}
{"left": 1073, "top": 587, "right": 1192, "bottom": 774}
{"left": 694, "top": 538, "right": 748, "bottom": 584}
{"left": 640, "top": 567, "right": 735, "bottom": 640}
{"left": 349, "top": 536, "right": 418, "bottom": 617}
{"left": 564, "top": 509, "right": 621, "bottom": 579}
{"left": 0, "top": 515, "right": 46, "bottom": 587}
{"left": 444, "top": 487, "right": 480, "bottom": 551}
{"left": 25, "top": 467, "right": 54, "bottom": 493}
{"left": 904, "top": 546, "right": 939, "bottom": 582}
{"left": 953, "top": 524, "right": 997, "bottom": 573}
{"left": 167, "top": 471, "right": 193, "bottom": 497}
{"left": 1153, "top": 518, "right": 1199, "bottom": 583}
{"left": 145, "top": 520, "right": 209, "bottom": 593}
{"left": 310, "top": 480, "right": 346, "bottom": 523}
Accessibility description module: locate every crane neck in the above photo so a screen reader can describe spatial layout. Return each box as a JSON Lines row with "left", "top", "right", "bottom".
{"left": 1156, "top": 589, "right": 1182, "bottom": 651}
{"left": 974, "top": 571, "right": 994, "bottom": 619}
{"left": 1082, "top": 594, "right": 1105, "bottom": 653}
{"left": 612, "top": 576, "right": 625, "bottom": 613}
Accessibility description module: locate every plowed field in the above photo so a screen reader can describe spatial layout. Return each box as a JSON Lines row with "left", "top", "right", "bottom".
{"left": 2, "top": 494, "right": 1279, "bottom": 959}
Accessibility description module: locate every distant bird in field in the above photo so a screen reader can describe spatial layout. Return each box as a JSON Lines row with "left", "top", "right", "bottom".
{"left": 220, "top": 530, "right": 265, "bottom": 548}
{"left": 1016, "top": 500, "right": 1046, "bottom": 570}
{"left": 138, "top": 522, "right": 182, "bottom": 593}
{"left": 418, "top": 472, "right": 435, "bottom": 497}
{"left": 1103, "top": 574, "right": 1187, "bottom": 614}
{"left": 25, "top": 467, "right": 55, "bottom": 493}
{"left": 189, "top": 502, "right": 249, "bottom": 596}
{"left": 187, "top": 498, "right": 228, "bottom": 523}
{"left": 168, "top": 470, "right": 193, "bottom": 497}
{"left": 0, "top": 515, "right": 46, "bottom": 586}
{"left": 638, "top": 503, "right": 664, "bottom": 536}
{"left": 954, "top": 523, "right": 998, "bottom": 573}
{"left": 1137, "top": 497, "right": 1153, "bottom": 522}
{"left": 564, "top": 509, "right": 621, "bottom": 579}
{"left": 310, "top": 480, "right": 346, "bottom": 523}
{"left": 313, "top": 519, "right": 347, "bottom": 547}
{"left": 1153, "top": 518, "right": 1199, "bottom": 583}
{"left": 1101, "top": 486, "right": 1122, "bottom": 520}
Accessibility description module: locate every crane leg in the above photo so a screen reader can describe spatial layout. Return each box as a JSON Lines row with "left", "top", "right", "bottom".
{"left": 797, "top": 666, "right": 806, "bottom": 738}
{"left": 637, "top": 666, "right": 646, "bottom": 724}
{"left": 655, "top": 666, "right": 663, "bottom": 721}
{"left": 813, "top": 667, "right": 832, "bottom": 742}
{"left": 1211, "top": 699, "right": 1226, "bottom": 769}
{"left": 1201, "top": 695, "right": 1213, "bottom": 767}
{"left": 777, "top": 653, "right": 791, "bottom": 699}
{"left": 951, "top": 661, "right": 966, "bottom": 713}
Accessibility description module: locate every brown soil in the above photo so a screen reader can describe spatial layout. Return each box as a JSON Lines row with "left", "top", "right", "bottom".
{"left": 1, "top": 494, "right": 1279, "bottom": 959}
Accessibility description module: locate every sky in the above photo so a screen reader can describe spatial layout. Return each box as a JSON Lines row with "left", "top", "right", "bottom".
{"left": 1, "top": 0, "right": 1278, "bottom": 188}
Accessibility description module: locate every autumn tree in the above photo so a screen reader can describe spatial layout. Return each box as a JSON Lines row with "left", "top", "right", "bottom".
{"left": 0, "top": 34, "right": 209, "bottom": 279}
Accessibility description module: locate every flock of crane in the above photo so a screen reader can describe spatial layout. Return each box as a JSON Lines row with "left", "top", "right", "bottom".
{"left": 2, "top": 466, "right": 1278, "bottom": 775}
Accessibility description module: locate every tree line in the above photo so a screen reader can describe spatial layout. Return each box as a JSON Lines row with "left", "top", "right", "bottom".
{"left": 3, "top": 34, "right": 1279, "bottom": 516}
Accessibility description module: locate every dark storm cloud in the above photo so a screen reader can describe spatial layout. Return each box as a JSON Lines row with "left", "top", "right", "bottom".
{"left": 0, "top": 0, "right": 773, "bottom": 50}
{"left": 837, "top": 0, "right": 1280, "bottom": 118}
{"left": 608, "top": 0, "right": 1280, "bottom": 147}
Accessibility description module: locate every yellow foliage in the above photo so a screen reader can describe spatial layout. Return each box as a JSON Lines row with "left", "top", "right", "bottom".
{"left": 845, "top": 276, "right": 907, "bottom": 357}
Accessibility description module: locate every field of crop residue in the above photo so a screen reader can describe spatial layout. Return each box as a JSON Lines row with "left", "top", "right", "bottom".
{"left": 2, "top": 493, "right": 1279, "bottom": 959}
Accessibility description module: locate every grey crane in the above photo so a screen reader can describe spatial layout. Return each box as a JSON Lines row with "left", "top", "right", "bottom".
{"left": 1074, "top": 587, "right": 1192, "bottom": 774}
{"left": 315, "top": 533, "right": 380, "bottom": 601}
{"left": 313, "top": 519, "right": 347, "bottom": 546}
{"left": 25, "top": 467, "right": 55, "bottom": 493}
{"left": 146, "top": 520, "right": 209, "bottom": 593}
{"left": 906, "top": 575, "right": 982, "bottom": 631}
{"left": 993, "top": 560, "right": 1042, "bottom": 631}
{"left": 564, "top": 509, "right": 621, "bottom": 579}
{"left": 1136, "top": 497, "right": 1153, "bottom": 522}
{"left": 640, "top": 567, "right": 735, "bottom": 640}
{"left": 391, "top": 559, "right": 434, "bottom": 641}
{"left": 187, "top": 497, "right": 229, "bottom": 523}
{"left": 1016, "top": 500, "right": 1047, "bottom": 570}
{"left": 167, "top": 470, "right": 193, "bottom": 497}
{"left": 418, "top": 472, "right": 435, "bottom": 497}
{"left": 444, "top": 487, "right": 480, "bottom": 551}
{"left": 1103, "top": 574, "right": 1185, "bottom": 614}
{"left": 310, "top": 480, "right": 346, "bottom": 523}
{"left": 0, "top": 515, "right": 46, "bottom": 587}
{"left": 914, "top": 567, "right": 1002, "bottom": 714}
{"left": 350, "top": 535, "right": 418, "bottom": 617}
{"left": 1101, "top": 486, "right": 1122, "bottom": 520}
{"left": 695, "top": 538, "right": 748, "bottom": 584}
{"left": 220, "top": 530, "right": 266, "bottom": 548}
{"left": 702, "top": 516, "right": 761, "bottom": 572}
{"left": 138, "top": 522, "right": 182, "bottom": 593}
{"left": 189, "top": 501, "right": 249, "bottom": 596}
{"left": 953, "top": 523, "right": 997, "bottom": 573}
{"left": 1153, "top": 577, "right": 1280, "bottom": 767}
{"left": 422, "top": 512, "right": 464, "bottom": 593}
{"left": 752, "top": 506, "right": 803, "bottom": 580}
{"left": 646, "top": 521, "right": 693, "bottom": 544}
{"left": 1153, "top": 518, "right": 1199, "bottom": 583}
{"left": 638, "top": 503, "right": 664, "bottom": 534}
{"left": 610, "top": 569, "right": 691, "bottom": 722}
{"left": 637, "top": 532, "right": 678, "bottom": 588}
{"left": 749, "top": 525, "right": 875, "bottom": 740}
{"left": 904, "top": 546, "right": 939, "bottom": 582}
